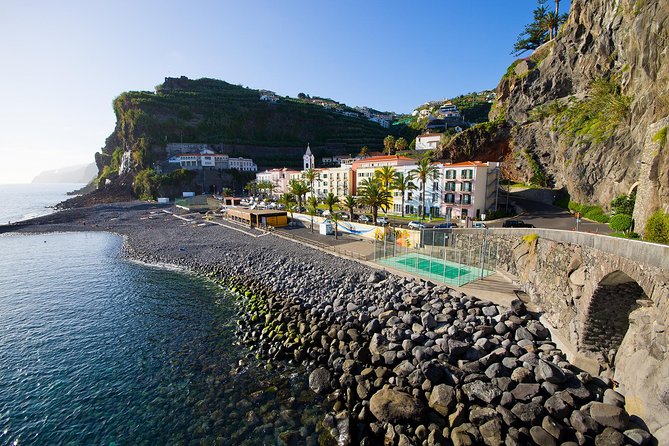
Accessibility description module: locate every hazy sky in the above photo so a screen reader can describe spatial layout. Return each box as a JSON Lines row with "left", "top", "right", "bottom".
{"left": 0, "top": 0, "right": 568, "bottom": 183}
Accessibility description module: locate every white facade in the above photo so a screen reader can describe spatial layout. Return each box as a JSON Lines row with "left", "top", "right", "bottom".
{"left": 415, "top": 133, "right": 441, "bottom": 151}
{"left": 351, "top": 155, "right": 418, "bottom": 195}
{"left": 303, "top": 144, "right": 315, "bottom": 170}
{"left": 313, "top": 165, "right": 353, "bottom": 198}
{"left": 389, "top": 164, "right": 443, "bottom": 217}
{"left": 170, "top": 153, "right": 257, "bottom": 172}
{"left": 256, "top": 168, "right": 301, "bottom": 197}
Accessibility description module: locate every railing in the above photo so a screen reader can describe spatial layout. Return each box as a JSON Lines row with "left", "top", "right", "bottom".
{"left": 275, "top": 231, "right": 373, "bottom": 261}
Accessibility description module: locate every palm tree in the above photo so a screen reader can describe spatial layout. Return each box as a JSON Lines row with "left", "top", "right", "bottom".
{"left": 383, "top": 135, "right": 396, "bottom": 155}
{"left": 393, "top": 171, "right": 417, "bottom": 217}
{"left": 278, "top": 193, "right": 296, "bottom": 225}
{"left": 412, "top": 157, "right": 440, "bottom": 220}
{"left": 358, "top": 146, "right": 369, "bottom": 158}
{"left": 244, "top": 180, "right": 258, "bottom": 197}
{"left": 288, "top": 179, "right": 309, "bottom": 212}
{"left": 307, "top": 196, "right": 319, "bottom": 233}
{"left": 323, "top": 192, "right": 338, "bottom": 214}
{"left": 357, "top": 178, "right": 391, "bottom": 225}
{"left": 329, "top": 211, "right": 341, "bottom": 240}
{"left": 374, "top": 165, "right": 396, "bottom": 213}
{"left": 256, "top": 180, "right": 275, "bottom": 198}
{"left": 395, "top": 137, "right": 408, "bottom": 152}
{"left": 341, "top": 195, "right": 357, "bottom": 220}
{"left": 302, "top": 168, "right": 320, "bottom": 199}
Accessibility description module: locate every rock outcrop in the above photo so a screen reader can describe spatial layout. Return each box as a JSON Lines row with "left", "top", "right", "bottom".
{"left": 445, "top": 0, "right": 669, "bottom": 231}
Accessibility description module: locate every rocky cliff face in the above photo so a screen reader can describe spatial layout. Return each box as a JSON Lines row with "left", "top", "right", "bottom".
{"left": 486, "top": 0, "right": 668, "bottom": 230}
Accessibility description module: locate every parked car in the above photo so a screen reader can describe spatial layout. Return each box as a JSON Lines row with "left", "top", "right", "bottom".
{"left": 338, "top": 212, "right": 350, "bottom": 220}
{"left": 435, "top": 222, "right": 458, "bottom": 229}
{"left": 472, "top": 222, "right": 487, "bottom": 229}
{"left": 407, "top": 221, "right": 425, "bottom": 230}
{"left": 376, "top": 216, "right": 390, "bottom": 225}
{"left": 503, "top": 219, "right": 535, "bottom": 228}
{"left": 358, "top": 215, "right": 371, "bottom": 223}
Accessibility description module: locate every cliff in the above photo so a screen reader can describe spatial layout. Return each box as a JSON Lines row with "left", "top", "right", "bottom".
{"left": 440, "top": 0, "right": 669, "bottom": 230}
{"left": 95, "top": 77, "right": 395, "bottom": 180}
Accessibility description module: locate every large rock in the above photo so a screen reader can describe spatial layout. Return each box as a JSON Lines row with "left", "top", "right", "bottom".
{"left": 462, "top": 381, "right": 503, "bottom": 405}
{"left": 369, "top": 388, "right": 425, "bottom": 423}
{"left": 535, "top": 360, "right": 566, "bottom": 384}
{"left": 589, "top": 402, "right": 629, "bottom": 430}
{"left": 308, "top": 367, "right": 331, "bottom": 394}
{"left": 529, "top": 426, "right": 557, "bottom": 446}
{"left": 428, "top": 384, "right": 456, "bottom": 416}
{"left": 595, "top": 427, "right": 625, "bottom": 446}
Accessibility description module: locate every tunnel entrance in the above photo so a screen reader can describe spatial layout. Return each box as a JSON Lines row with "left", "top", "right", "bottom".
{"left": 581, "top": 271, "right": 647, "bottom": 354}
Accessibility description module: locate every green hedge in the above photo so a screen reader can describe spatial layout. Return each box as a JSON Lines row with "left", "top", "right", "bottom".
{"left": 568, "top": 201, "right": 610, "bottom": 223}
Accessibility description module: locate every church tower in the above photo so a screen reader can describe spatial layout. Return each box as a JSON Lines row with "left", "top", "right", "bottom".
{"left": 303, "top": 143, "right": 315, "bottom": 170}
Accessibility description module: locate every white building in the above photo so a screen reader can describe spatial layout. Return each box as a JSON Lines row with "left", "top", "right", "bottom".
{"left": 313, "top": 165, "right": 353, "bottom": 198}
{"left": 169, "top": 153, "right": 257, "bottom": 172}
{"left": 256, "top": 168, "right": 301, "bottom": 197}
{"left": 415, "top": 133, "right": 442, "bottom": 151}
{"left": 389, "top": 164, "right": 443, "bottom": 217}
{"left": 441, "top": 161, "right": 501, "bottom": 221}
{"left": 351, "top": 155, "right": 417, "bottom": 195}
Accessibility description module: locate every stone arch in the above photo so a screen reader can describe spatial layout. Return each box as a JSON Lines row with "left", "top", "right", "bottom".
{"left": 580, "top": 270, "right": 647, "bottom": 354}
{"left": 628, "top": 181, "right": 639, "bottom": 196}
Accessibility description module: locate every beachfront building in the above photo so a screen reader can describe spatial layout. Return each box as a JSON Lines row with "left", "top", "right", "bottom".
{"left": 314, "top": 165, "right": 353, "bottom": 198}
{"left": 415, "top": 133, "right": 442, "bottom": 151}
{"left": 389, "top": 164, "right": 444, "bottom": 218}
{"left": 441, "top": 161, "right": 501, "bottom": 221}
{"left": 351, "top": 155, "right": 417, "bottom": 195}
{"left": 255, "top": 168, "right": 301, "bottom": 197}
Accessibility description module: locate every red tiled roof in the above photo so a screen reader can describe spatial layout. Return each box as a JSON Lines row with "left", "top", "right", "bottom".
{"left": 442, "top": 161, "right": 490, "bottom": 167}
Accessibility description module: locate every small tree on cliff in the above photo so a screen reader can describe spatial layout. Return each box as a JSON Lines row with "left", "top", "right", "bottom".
{"left": 133, "top": 168, "right": 158, "bottom": 200}
{"left": 383, "top": 135, "right": 396, "bottom": 155}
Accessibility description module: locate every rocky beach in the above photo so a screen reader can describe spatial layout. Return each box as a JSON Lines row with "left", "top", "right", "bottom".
{"left": 3, "top": 203, "right": 655, "bottom": 446}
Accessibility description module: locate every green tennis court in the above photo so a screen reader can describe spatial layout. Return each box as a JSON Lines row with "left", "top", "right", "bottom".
{"left": 379, "top": 253, "right": 492, "bottom": 286}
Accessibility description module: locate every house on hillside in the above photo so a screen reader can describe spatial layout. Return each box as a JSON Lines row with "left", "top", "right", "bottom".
{"left": 415, "top": 133, "right": 442, "bottom": 151}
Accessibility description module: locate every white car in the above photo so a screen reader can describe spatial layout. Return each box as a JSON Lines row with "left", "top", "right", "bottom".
{"left": 358, "top": 215, "right": 371, "bottom": 223}
{"left": 408, "top": 221, "right": 425, "bottom": 230}
{"left": 376, "top": 216, "right": 390, "bottom": 225}
{"left": 472, "top": 222, "right": 487, "bottom": 229}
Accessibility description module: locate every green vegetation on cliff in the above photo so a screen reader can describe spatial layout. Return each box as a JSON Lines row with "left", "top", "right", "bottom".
{"left": 98, "top": 77, "right": 392, "bottom": 172}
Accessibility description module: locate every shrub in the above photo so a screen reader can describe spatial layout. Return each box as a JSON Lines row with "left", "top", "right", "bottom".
{"left": 653, "top": 126, "right": 667, "bottom": 148}
{"left": 609, "top": 214, "right": 633, "bottom": 232}
{"left": 584, "top": 207, "right": 609, "bottom": 223}
{"left": 644, "top": 210, "right": 669, "bottom": 244}
{"left": 610, "top": 193, "right": 636, "bottom": 216}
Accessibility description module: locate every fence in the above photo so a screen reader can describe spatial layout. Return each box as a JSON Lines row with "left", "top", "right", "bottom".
{"left": 373, "top": 228, "right": 499, "bottom": 286}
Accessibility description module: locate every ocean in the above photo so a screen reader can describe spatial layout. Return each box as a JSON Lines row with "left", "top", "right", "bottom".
{"left": 0, "top": 183, "right": 85, "bottom": 225}
{"left": 0, "top": 194, "right": 321, "bottom": 444}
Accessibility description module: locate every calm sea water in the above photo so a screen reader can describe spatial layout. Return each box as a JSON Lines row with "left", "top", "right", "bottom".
{"left": 0, "top": 232, "right": 321, "bottom": 445}
{"left": 0, "top": 183, "right": 85, "bottom": 225}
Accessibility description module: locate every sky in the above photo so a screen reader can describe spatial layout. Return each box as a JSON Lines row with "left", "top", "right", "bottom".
{"left": 0, "top": 0, "right": 569, "bottom": 184}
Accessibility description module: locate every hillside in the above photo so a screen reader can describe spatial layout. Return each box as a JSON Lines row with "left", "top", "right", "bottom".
{"left": 439, "top": 0, "right": 668, "bottom": 231}
{"left": 95, "top": 76, "right": 395, "bottom": 178}
{"left": 32, "top": 163, "right": 97, "bottom": 184}
{"left": 396, "top": 90, "right": 495, "bottom": 131}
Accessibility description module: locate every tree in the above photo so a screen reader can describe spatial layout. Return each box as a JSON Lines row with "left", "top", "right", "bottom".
{"left": 374, "top": 166, "right": 396, "bottom": 213}
{"left": 307, "top": 196, "right": 319, "bottom": 233}
{"left": 412, "top": 157, "right": 440, "bottom": 220}
{"left": 358, "top": 146, "right": 369, "bottom": 157}
{"left": 383, "top": 135, "right": 396, "bottom": 155}
{"left": 357, "top": 178, "right": 391, "bottom": 225}
{"left": 279, "top": 193, "right": 296, "bottom": 225}
{"left": 244, "top": 180, "right": 259, "bottom": 196}
{"left": 393, "top": 172, "right": 417, "bottom": 217}
{"left": 395, "top": 137, "right": 408, "bottom": 152}
{"left": 341, "top": 195, "right": 357, "bottom": 220}
{"left": 611, "top": 193, "right": 636, "bottom": 216}
{"left": 288, "top": 179, "right": 309, "bottom": 212}
{"left": 133, "top": 168, "right": 159, "bottom": 200}
{"left": 323, "top": 192, "right": 338, "bottom": 214}
{"left": 512, "top": 1, "right": 549, "bottom": 55}
{"left": 609, "top": 214, "right": 633, "bottom": 233}
{"left": 256, "top": 180, "right": 275, "bottom": 198}
{"left": 644, "top": 210, "right": 669, "bottom": 244}
{"left": 409, "top": 139, "right": 416, "bottom": 151}
{"left": 512, "top": 0, "right": 568, "bottom": 55}
{"left": 329, "top": 211, "right": 341, "bottom": 240}
{"left": 303, "top": 168, "right": 320, "bottom": 199}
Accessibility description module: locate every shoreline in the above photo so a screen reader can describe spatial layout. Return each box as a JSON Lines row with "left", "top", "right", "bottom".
{"left": 2, "top": 202, "right": 654, "bottom": 445}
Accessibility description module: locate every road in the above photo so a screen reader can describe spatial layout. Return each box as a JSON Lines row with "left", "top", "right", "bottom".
{"left": 382, "top": 195, "right": 610, "bottom": 234}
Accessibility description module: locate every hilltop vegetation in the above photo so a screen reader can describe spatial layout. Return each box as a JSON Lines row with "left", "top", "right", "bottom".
{"left": 395, "top": 90, "right": 494, "bottom": 131}
{"left": 96, "top": 77, "right": 393, "bottom": 174}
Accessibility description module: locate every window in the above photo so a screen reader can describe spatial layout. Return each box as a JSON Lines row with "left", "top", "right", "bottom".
{"left": 432, "top": 181, "right": 438, "bottom": 191}
{"left": 444, "top": 193, "right": 455, "bottom": 204}
{"left": 446, "top": 182, "right": 456, "bottom": 191}
{"left": 462, "top": 194, "right": 471, "bottom": 205}
{"left": 462, "top": 182, "right": 472, "bottom": 192}
{"left": 461, "top": 169, "right": 473, "bottom": 179}
{"left": 407, "top": 192, "right": 413, "bottom": 201}
{"left": 445, "top": 170, "right": 455, "bottom": 179}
